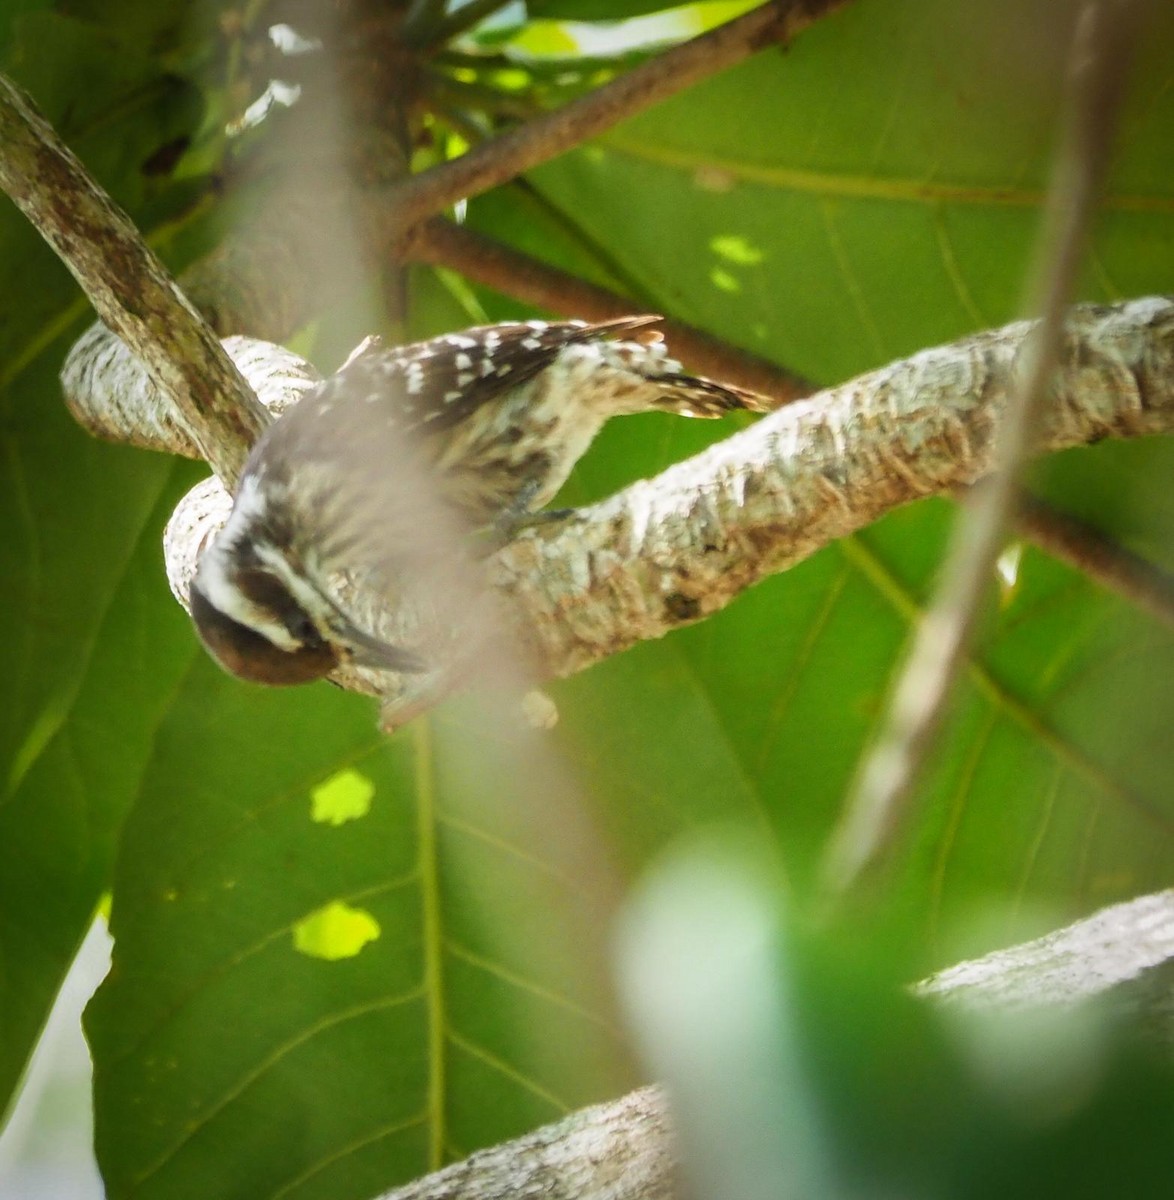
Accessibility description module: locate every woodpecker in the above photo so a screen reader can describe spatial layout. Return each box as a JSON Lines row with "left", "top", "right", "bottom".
{"left": 190, "top": 316, "right": 767, "bottom": 686}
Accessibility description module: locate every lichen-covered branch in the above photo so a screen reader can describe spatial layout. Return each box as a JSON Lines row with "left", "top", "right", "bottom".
{"left": 0, "top": 72, "right": 267, "bottom": 487}
{"left": 371, "top": 889, "right": 1174, "bottom": 1200}
{"left": 155, "top": 297, "right": 1173, "bottom": 721}
{"left": 481, "top": 297, "right": 1174, "bottom": 682}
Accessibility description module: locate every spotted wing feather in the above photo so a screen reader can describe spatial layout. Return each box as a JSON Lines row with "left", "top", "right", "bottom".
{"left": 321, "top": 316, "right": 664, "bottom": 439}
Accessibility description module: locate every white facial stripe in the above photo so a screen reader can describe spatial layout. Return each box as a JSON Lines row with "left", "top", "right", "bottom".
{"left": 231, "top": 474, "right": 267, "bottom": 523}
{"left": 196, "top": 546, "right": 302, "bottom": 652}
{"left": 250, "top": 541, "right": 336, "bottom": 637}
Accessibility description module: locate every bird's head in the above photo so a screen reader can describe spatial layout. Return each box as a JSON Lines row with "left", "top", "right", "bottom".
{"left": 189, "top": 533, "right": 425, "bottom": 686}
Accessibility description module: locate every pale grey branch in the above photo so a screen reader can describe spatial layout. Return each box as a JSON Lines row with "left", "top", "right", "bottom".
{"left": 477, "top": 297, "right": 1174, "bottom": 691}
{"left": 158, "top": 298, "right": 1174, "bottom": 720}
{"left": 369, "top": 889, "right": 1174, "bottom": 1200}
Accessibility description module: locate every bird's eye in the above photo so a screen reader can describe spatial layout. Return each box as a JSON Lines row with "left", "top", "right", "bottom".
{"left": 288, "top": 612, "right": 320, "bottom": 645}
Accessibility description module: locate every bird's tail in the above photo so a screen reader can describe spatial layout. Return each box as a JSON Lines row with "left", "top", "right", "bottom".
{"left": 650, "top": 371, "right": 770, "bottom": 417}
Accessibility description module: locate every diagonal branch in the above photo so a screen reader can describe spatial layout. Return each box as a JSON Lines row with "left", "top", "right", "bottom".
{"left": 369, "top": 889, "right": 1174, "bottom": 1200}
{"left": 404, "top": 216, "right": 813, "bottom": 403}
{"left": 393, "top": 297, "right": 1170, "bottom": 720}
{"left": 148, "top": 297, "right": 1174, "bottom": 727}
{"left": 384, "top": 0, "right": 853, "bottom": 237}
{"left": 0, "top": 73, "right": 266, "bottom": 487}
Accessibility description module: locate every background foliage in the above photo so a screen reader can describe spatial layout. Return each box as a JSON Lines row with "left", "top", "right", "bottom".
{"left": 1, "top": 1, "right": 1172, "bottom": 1197}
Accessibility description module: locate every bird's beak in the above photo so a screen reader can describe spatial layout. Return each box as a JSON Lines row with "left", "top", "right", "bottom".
{"left": 342, "top": 622, "right": 429, "bottom": 674}
{"left": 317, "top": 589, "right": 428, "bottom": 674}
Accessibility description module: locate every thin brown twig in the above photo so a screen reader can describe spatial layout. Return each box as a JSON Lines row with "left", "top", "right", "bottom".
{"left": 385, "top": 0, "right": 852, "bottom": 236}
{"left": 1014, "top": 493, "right": 1174, "bottom": 630}
{"left": 405, "top": 217, "right": 813, "bottom": 403}
{"left": 819, "top": 0, "right": 1150, "bottom": 902}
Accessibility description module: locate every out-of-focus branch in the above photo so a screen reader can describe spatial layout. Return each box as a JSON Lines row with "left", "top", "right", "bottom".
{"left": 819, "top": 0, "right": 1148, "bottom": 900}
{"left": 370, "top": 889, "right": 1174, "bottom": 1200}
{"left": 405, "top": 217, "right": 813, "bottom": 403}
{"left": 382, "top": 0, "right": 853, "bottom": 238}
{"left": 377, "top": 1086, "right": 675, "bottom": 1200}
{"left": 0, "top": 73, "right": 267, "bottom": 488}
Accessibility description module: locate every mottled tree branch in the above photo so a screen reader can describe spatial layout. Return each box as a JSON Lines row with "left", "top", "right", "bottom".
{"left": 478, "top": 297, "right": 1174, "bottom": 686}
{"left": 155, "top": 298, "right": 1174, "bottom": 720}
{"left": 0, "top": 73, "right": 266, "bottom": 487}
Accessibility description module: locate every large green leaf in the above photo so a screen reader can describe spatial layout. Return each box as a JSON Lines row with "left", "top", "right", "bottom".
{"left": 84, "top": 653, "right": 768, "bottom": 1198}
{"left": 508, "top": 0, "right": 1174, "bottom": 941}
{"left": 0, "top": 388, "right": 197, "bottom": 1115}
{"left": 2, "top": 0, "right": 1173, "bottom": 1195}
{"left": 0, "top": 9, "right": 207, "bottom": 1118}
{"left": 526, "top": 0, "right": 1174, "bottom": 380}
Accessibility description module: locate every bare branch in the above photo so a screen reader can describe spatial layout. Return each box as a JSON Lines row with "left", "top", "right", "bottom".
{"left": 405, "top": 217, "right": 813, "bottom": 403}
{"left": 371, "top": 889, "right": 1174, "bottom": 1200}
{"left": 917, "top": 888, "right": 1174, "bottom": 1015}
{"left": 819, "top": 0, "right": 1148, "bottom": 900}
{"left": 384, "top": 0, "right": 853, "bottom": 237}
{"left": 0, "top": 72, "right": 267, "bottom": 487}
{"left": 475, "top": 297, "right": 1174, "bottom": 679}
{"left": 151, "top": 298, "right": 1174, "bottom": 723}
{"left": 377, "top": 1086, "right": 675, "bottom": 1200}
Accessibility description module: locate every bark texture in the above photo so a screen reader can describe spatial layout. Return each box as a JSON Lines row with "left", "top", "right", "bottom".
{"left": 154, "top": 297, "right": 1174, "bottom": 719}
{"left": 63, "top": 331, "right": 321, "bottom": 458}
{"left": 486, "top": 297, "right": 1174, "bottom": 682}
{"left": 378, "top": 1086, "right": 676, "bottom": 1200}
{"left": 0, "top": 73, "right": 267, "bottom": 486}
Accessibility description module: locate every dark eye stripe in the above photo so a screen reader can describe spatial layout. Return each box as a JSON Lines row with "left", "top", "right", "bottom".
{"left": 233, "top": 568, "right": 325, "bottom": 648}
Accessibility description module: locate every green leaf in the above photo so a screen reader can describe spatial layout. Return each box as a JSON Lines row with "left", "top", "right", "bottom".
{"left": 0, "top": 9, "right": 208, "bottom": 1121}
{"left": 4, "top": 0, "right": 1174, "bottom": 1194}
{"left": 0, "top": 372, "right": 201, "bottom": 1114}
{"left": 525, "top": 0, "right": 1174, "bottom": 379}
{"left": 82, "top": 641, "right": 771, "bottom": 1195}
